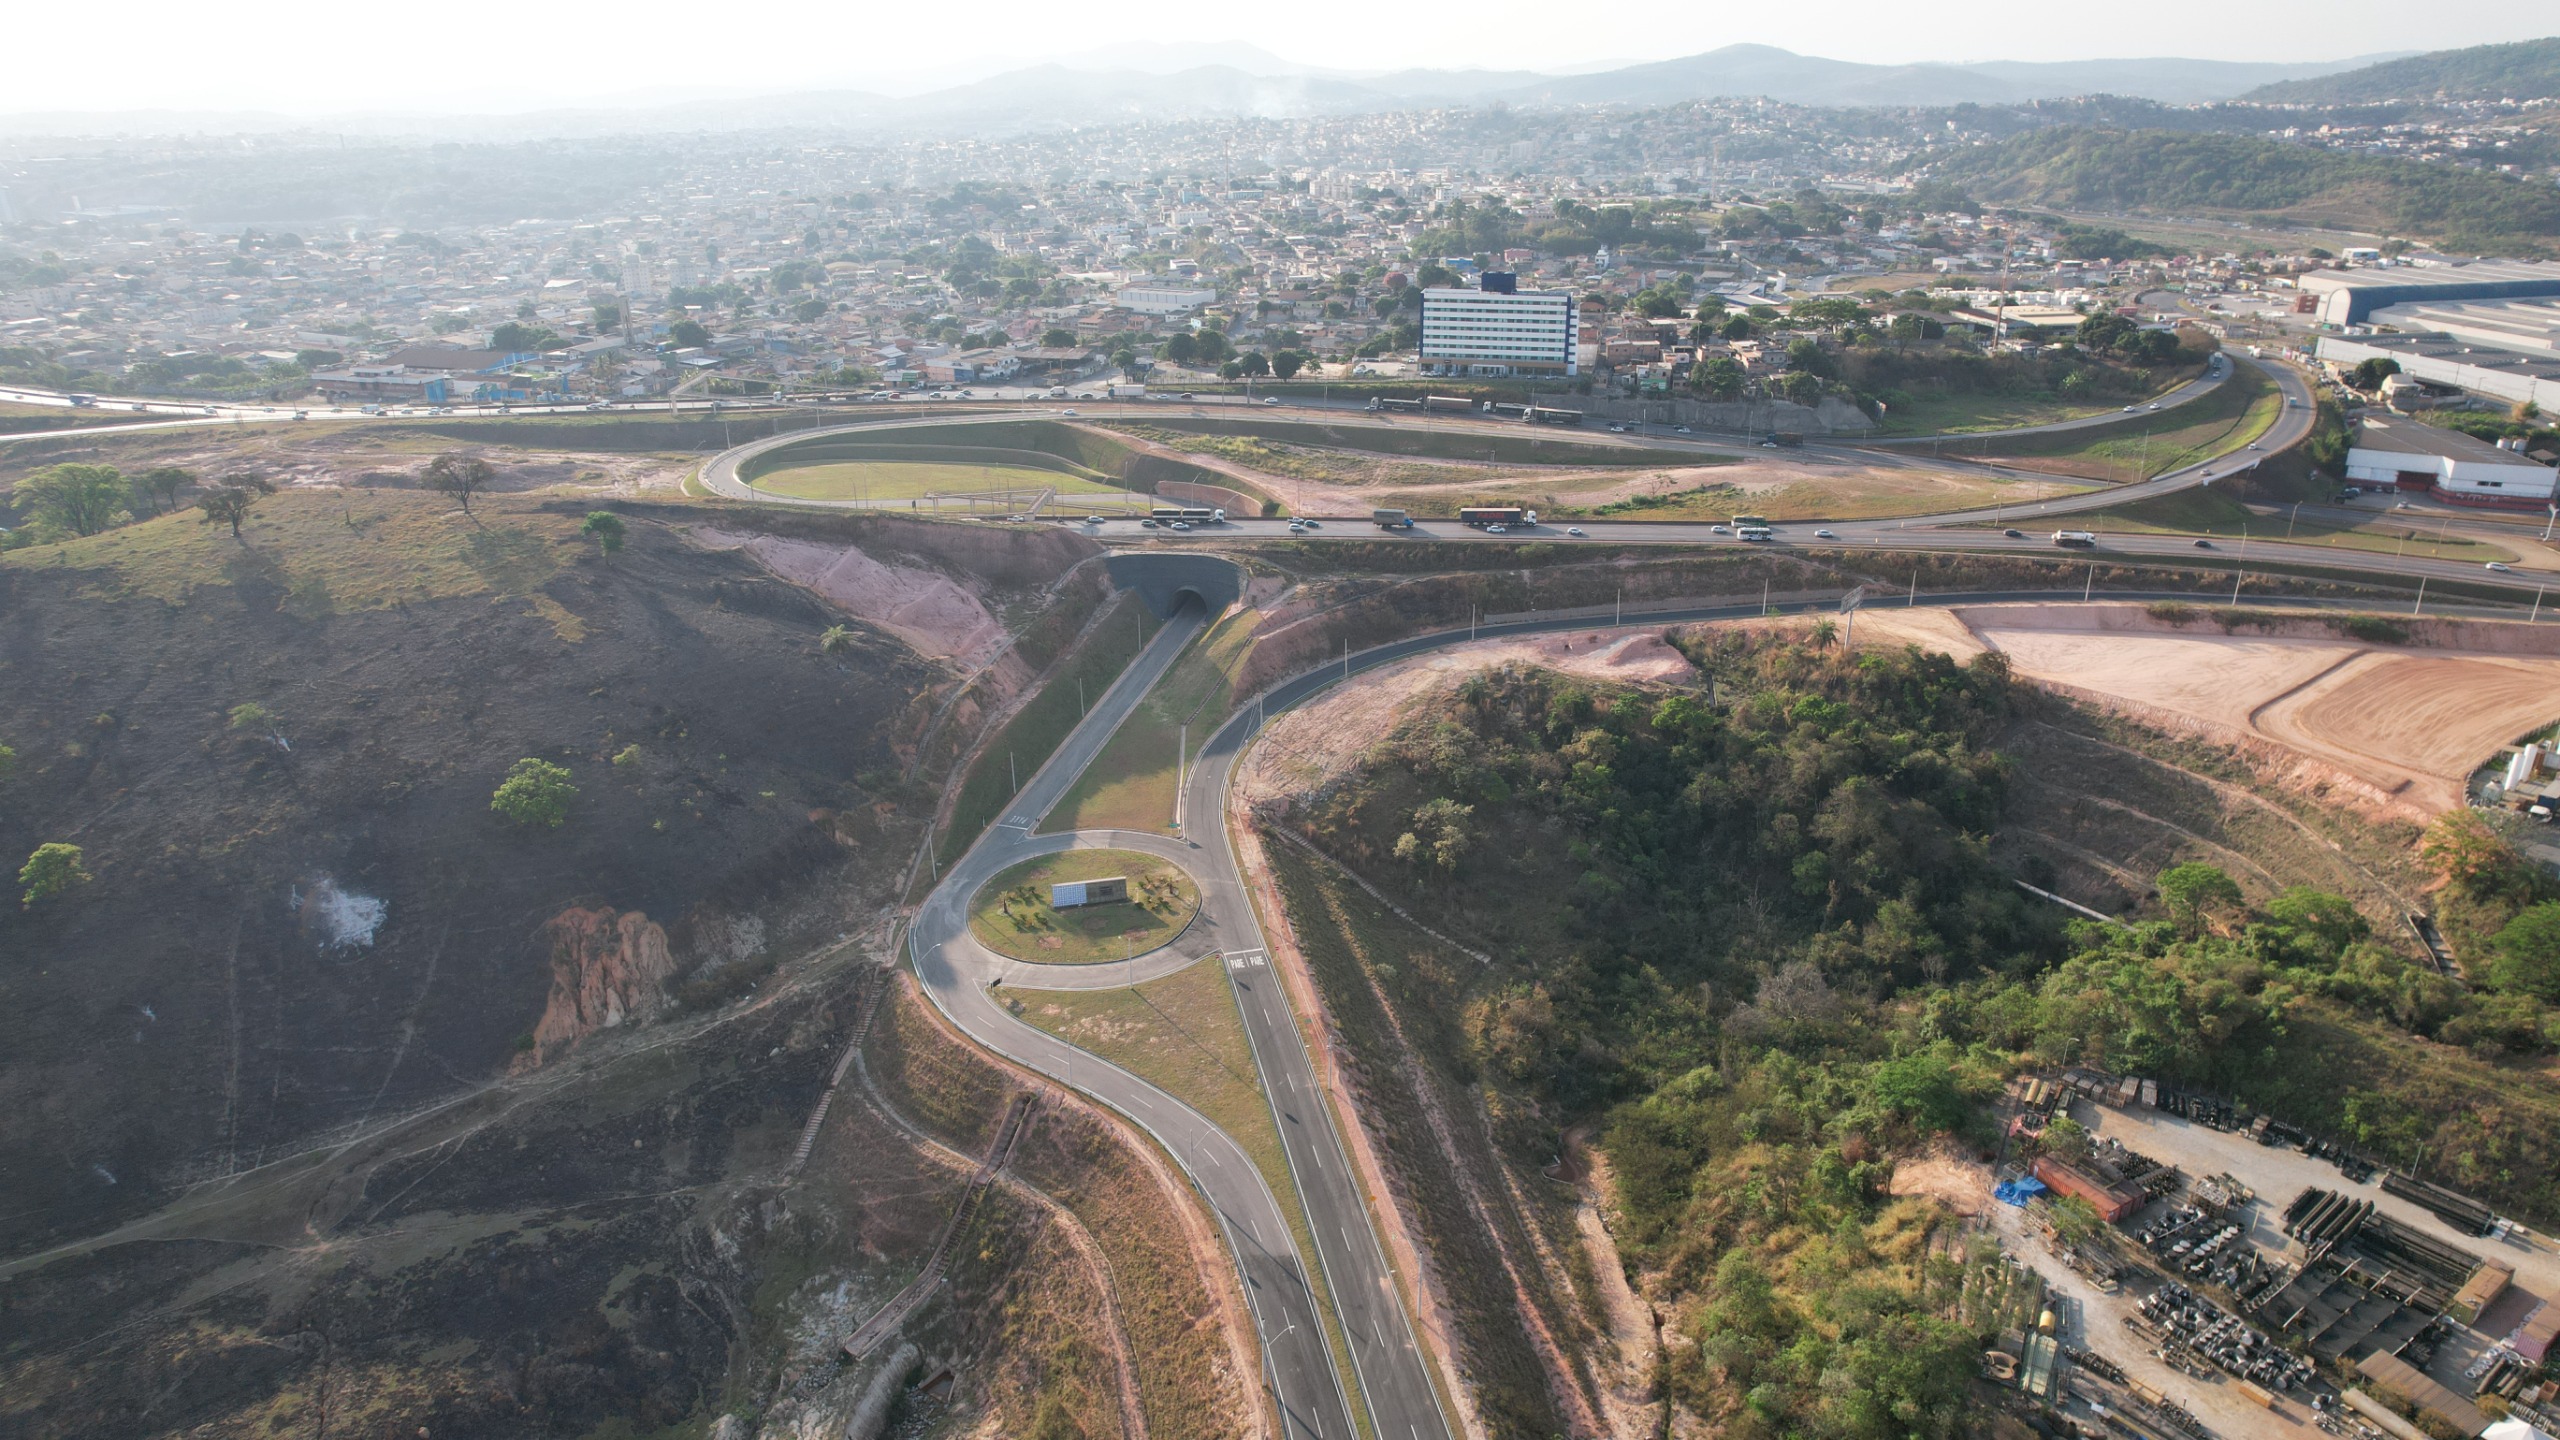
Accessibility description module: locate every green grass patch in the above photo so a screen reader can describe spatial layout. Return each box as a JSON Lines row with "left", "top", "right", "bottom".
{"left": 1108, "top": 414, "right": 1700, "bottom": 470}
{"left": 1967, "top": 364, "right": 2281, "bottom": 482}
{"left": 1045, "top": 608, "right": 1259, "bottom": 835}
{"left": 941, "top": 596, "right": 1161, "bottom": 864}
{"left": 1010, "top": 955, "right": 1372, "bottom": 1439}
{"left": 1870, "top": 388, "right": 2130, "bottom": 438}
{"left": 750, "top": 460, "right": 1130, "bottom": 502}
{"left": 968, "top": 848, "right": 1200, "bottom": 964}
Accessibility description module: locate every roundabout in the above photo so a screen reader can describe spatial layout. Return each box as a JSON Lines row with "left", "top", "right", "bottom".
{"left": 967, "top": 846, "right": 1200, "bottom": 966}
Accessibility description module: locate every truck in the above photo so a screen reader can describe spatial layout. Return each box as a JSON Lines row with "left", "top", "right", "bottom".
{"left": 1151, "top": 505, "right": 1227, "bottom": 525}
{"left": 1372, "top": 507, "right": 1414, "bottom": 530}
{"left": 1371, "top": 396, "right": 1425, "bottom": 413}
{"left": 1528, "top": 406, "right": 1585, "bottom": 427}
{"left": 1488, "top": 402, "right": 1532, "bottom": 420}
{"left": 65, "top": 393, "right": 97, "bottom": 407}
{"left": 1108, "top": 383, "right": 1148, "bottom": 399}
{"left": 2051, "top": 530, "right": 2097, "bottom": 548}
{"left": 1458, "top": 505, "right": 1528, "bottom": 528}
{"left": 1423, "top": 395, "right": 1474, "bottom": 413}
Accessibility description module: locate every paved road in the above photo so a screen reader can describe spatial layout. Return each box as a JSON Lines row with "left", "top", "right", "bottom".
{"left": 1862, "top": 350, "right": 2235, "bottom": 446}
{"left": 906, "top": 599, "right": 1388, "bottom": 1440}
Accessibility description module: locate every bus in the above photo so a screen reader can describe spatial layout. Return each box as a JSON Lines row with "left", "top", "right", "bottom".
{"left": 2051, "top": 530, "right": 2097, "bottom": 548}
{"left": 1528, "top": 407, "right": 1585, "bottom": 427}
{"left": 1151, "top": 505, "right": 1226, "bottom": 525}
{"left": 1731, "top": 514, "right": 1770, "bottom": 529}
{"left": 1736, "top": 525, "right": 1775, "bottom": 542}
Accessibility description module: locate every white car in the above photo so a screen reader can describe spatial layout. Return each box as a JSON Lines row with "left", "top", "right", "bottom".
{"left": 2488, "top": 562, "right": 2517, "bottom": 574}
{"left": 1170, "top": 520, "right": 1192, "bottom": 531}
{"left": 1712, "top": 524, "right": 1730, "bottom": 534}
{"left": 1815, "top": 529, "right": 1837, "bottom": 539}
{"left": 1567, "top": 526, "right": 1587, "bottom": 537}
{"left": 1061, "top": 408, "right": 1078, "bottom": 416}
{"left": 1262, "top": 396, "right": 1280, "bottom": 406}
{"left": 1485, "top": 523, "right": 1508, "bottom": 534}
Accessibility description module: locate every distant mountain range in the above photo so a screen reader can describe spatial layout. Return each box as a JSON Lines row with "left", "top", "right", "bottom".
{"left": 0, "top": 43, "right": 2415, "bottom": 139}
{"left": 2240, "top": 36, "right": 2560, "bottom": 104}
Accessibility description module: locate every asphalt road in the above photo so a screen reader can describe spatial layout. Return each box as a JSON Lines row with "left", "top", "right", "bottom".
{"left": 906, "top": 599, "right": 1397, "bottom": 1440}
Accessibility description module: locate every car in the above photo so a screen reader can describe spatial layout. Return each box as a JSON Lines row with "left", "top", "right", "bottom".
{"left": 2123, "top": 405, "right": 2138, "bottom": 413}
{"left": 1607, "top": 423, "right": 1626, "bottom": 433}
{"left": 1262, "top": 396, "right": 1280, "bottom": 406}
{"left": 2193, "top": 538, "right": 2214, "bottom": 548}
{"left": 1711, "top": 523, "right": 1730, "bottom": 534}
{"left": 1170, "top": 520, "right": 1192, "bottom": 531}
{"left": 2147, "top": 403, "right": 2161, "bottom": 410}
{"left": 2004, "top": 528, "right": 2024, "bottom": 538}
{"left": 1815, "top": 529, "right": 1837, "bottom": 539}
{"left": 1567, "top": 526, "right": 1587, "bottom": 537}
{"left": 1061, "top": 408, "right": 1078, "bottom": 416}
{"left": 1673, "top": 424, "right": 1691, "bottom": 434}
{"left": 2488, "top": 562, "right": 2517, "bottom": 574}
{"left": 1140, "top": 518, "right": 1159, "bottom": 528}
{"left": 1180, "top": 392, "right": 1197, "bottom": 401}
{"left": 292, "top": 410, "right": 307, "bottom": 420}
{"left": 1300, "top": 519, "right": 1320, "bottom": 529}
{"left": 1288, "top": 521, "right": 1306, "bottom": 533}
{"left": 1759, "top": 438, "right": 1779, "bottom": 448}
{"left": 1485, "top": 523, "right": 1508, "bottom": 534}
{"left": 586, "top": 402, "right": 610, "bottom": 411}
{"left": 129, "top": 403, "right": 148, "bottom": 412}
{"left": 2248, "top": 442, "right": 2262, "bottom": 450}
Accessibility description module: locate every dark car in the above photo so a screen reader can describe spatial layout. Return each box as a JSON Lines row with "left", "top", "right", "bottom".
{"left": 2003, "top": 528, "right": 2024, "bottom": 538}
{"left": 2193, "top": 538, "right": 2213, "bottom": 548}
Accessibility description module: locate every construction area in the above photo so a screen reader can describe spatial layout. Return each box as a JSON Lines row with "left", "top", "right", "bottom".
{"left": 1980, "top": 1070, "right": 2560, "bottom": 1440}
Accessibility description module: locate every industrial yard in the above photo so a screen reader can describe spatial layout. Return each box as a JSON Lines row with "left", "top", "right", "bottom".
{"left": 1982, "top": 1072, "right": 2560, "bottom": 1440}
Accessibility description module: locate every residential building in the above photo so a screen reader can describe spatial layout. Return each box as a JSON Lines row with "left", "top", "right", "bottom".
{"left": 310, "top": 364, "right": 451, "bottom": 405}
{"left": 1419, "top": 275, "right": 1578, "bottom": 378}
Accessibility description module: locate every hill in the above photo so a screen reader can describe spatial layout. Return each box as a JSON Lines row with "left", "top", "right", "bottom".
{"left": 2244, "top": 36, "right": 2560, "bottom": 104}
{"left": 1933, "top": 127, "right": 2560, "bottom": 254}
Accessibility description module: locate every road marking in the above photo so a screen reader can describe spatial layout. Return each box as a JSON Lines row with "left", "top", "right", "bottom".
{"left": 1225, "top": 949, "right": 1267, "bottom": 971}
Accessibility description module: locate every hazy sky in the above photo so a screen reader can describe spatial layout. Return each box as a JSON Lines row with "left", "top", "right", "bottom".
{"left": 9, "top": 1, "right": 2551, "bottom": 114}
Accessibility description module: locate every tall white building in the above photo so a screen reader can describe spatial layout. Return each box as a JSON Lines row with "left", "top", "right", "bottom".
{"left": 1419, "top": 278, "right": 1578, "bottom": 377}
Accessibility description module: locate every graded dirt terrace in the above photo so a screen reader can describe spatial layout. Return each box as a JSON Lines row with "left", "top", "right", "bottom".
{"left": 1851, "top": 603, "right": 2560, "bottom": 816}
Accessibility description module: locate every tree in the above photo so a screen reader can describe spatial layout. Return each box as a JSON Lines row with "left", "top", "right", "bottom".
{"left": 490, "top": 321, "right": 562, "bottom": 354}
{"left": 1721, "top": 314, "right": 1755, "bottom": 341}
{"left": 2046, "top": 1194, "right": 2106, "bottom": 1246}
{"left": 1271, "top": 350, "right": 1306, "bottom": 380}
{"left": 0, "top": 740, "right": 14, "bottom": 781}
{"left": 1041, "top": 327, "right": 1078, "bottom": 348}
{"left": 423, "top": 452, "right": 496, "bottom": 513}
{"left": 591, "top": 299, "right": 624, "bottom": 330}
{"left": 195, "top": 476, "right": 273, "bottom": 540}
{"left": 820, "top": 624, "right": 857, "bottom": 656}
{"left": 2157, "top": 861, "right": 2243, "bottom": 930}
{"left": 136, "top": 466, "right": 194, "bottom": 516}
{"left": 1693, "top": 294, "right": 1729, "bottom": 321}
{"left": 491, "top": 758, "right": 577, "bottom": 829}
{"left": 2490, "top": 903, "right": 2560, "bottom": 1001}
{"left": 1696, "top": 355, "right": 1747, "bottom": 400}
{"left": 1111, "top": 346, "right": 1140, "bottom": 379}
{"left": 2351, "top": 357, "right": 2402, "bottom": 392}
{"left": 1239, "top": 350, "right": 1271, "bottom": 378}
{"left": 19, "top": 463, "right": 128, "bottom": 537}
{"left": 667, "top": 319, "right": 712, "bottom": 349}
{"left": 1161, "top": 331, "right": 1198, "bottom": 365}
{"left": 581, "top": 510, "right": 626, "bottom": 560}
{"left": 2041, "top": 1114, "right": 2092, "bottom": 1163}
{"left": 19, "top": 842, "right": 90, "bottom": 906}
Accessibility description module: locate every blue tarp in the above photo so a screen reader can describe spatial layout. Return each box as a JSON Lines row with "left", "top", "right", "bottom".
{"left": 1993, "top": 1177, "right": 2048, "bottom": 1208}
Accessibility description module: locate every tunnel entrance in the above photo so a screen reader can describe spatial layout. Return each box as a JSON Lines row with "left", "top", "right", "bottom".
{"left": 1105, "top": 554, "right": 1242, "bottom": 619}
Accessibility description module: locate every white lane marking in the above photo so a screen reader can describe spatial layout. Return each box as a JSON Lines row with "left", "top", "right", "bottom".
{"left": 1225, "top": 948, "right": 1267, "bottom": 971}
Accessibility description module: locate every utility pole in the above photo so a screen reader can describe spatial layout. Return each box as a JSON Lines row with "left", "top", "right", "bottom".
{"left": 1010, "top": 750, "right": 1017, "bottom": 794}
{"left": 2412, "top": 576, "right": 2428, "bottom": 617}
{"left": 2287, "top": 502, "right": 2301, "bottom": 538}
{"left": 1615, "top": 586, "right": 1622, "bottom": 626}
{"left": 1175, "top": 722, "right": 1185, "bottom": 830}
{"left": 2084, "top": 562, "right": 2094, "bottom": 603}
{"left": 2534, "top": 585, "right": 2546, "bottom": 623}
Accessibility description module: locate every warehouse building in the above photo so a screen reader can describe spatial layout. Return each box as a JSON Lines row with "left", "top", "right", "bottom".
{"left": 2344, "top": 414, "right": 2558, "bottom": 508}
{"left": 2316, "top": 332, "right": 2560, "bottom": 416}
{"left": 1420, "top": 273, "right": 1579, "bottom": 378}
{"left": 2299, "top": 258, "right": 2560, "bottom": 328}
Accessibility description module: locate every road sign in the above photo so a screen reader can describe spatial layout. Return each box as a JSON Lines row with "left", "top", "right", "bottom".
{"left": 1840, "top": 585, "right": 1867, "bottom": 613}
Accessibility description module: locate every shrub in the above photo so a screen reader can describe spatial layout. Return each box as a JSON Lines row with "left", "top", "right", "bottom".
{"left": 491, "top": 758, "right": 577, "bottom": 829}
{"left": 20, "top": 842, "right": 91, "bottom": 906}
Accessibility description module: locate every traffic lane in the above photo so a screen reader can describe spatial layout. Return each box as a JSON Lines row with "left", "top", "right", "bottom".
{"left": 1863, "top": 354, "right": 2235, "bottom": 447}
{"left": 1184, "top": 730, "right": 1453, "bottom": 1440}
{"left": 910, "top": 931, "right": 1355, "bottom": 1439}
